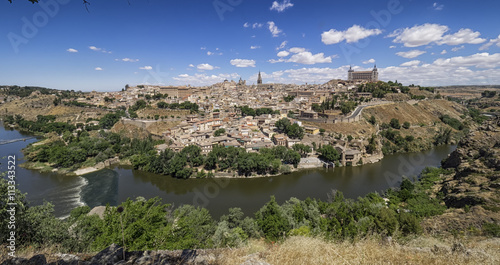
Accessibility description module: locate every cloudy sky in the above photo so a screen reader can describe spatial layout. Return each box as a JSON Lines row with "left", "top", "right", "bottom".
{"left": 1, "top": 0, "right": 500, "bottom": 91}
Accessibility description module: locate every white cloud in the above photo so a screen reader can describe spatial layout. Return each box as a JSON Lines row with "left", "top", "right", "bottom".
{"left": 437, "top": 28, "right": 486, "bottom": 45}
{"left": 250, "top": 46, "right": 261, "bottom": 50}
{"left": 173, "top": 73, "right": 240, "bottom": 86}
{"left": 207, "top": 51, "right": 213, "bottom": 56}
{"left": 479, "top": 35, "right": 500, "bottom": 51}
{"left": 94, "top": 67, "right": 103, "bottom": 71}
{"left": 432, "top": 2, "right": 444, "bottom": 11}
{"left": 139, "top": 66, "right": 153, "bottom": 70}
{"left": 197, "top": 63, "right": 217, "bottom": 71}
{"left": 400, "top": 60, "right": 421, "bottom": 67}
{"left": 253, "top": 23, "right": 263, "bottom": 29}
{"left": 441, "top": 49, "right": 447, "bottom": 55}
{"left": 243, "top": 22, "right": 250, "bottom": 28}
{"left": 66, "top": 48, "right": 78, "bottom": 53}
{"left": 270, "top": 0, "right": 294, "bottom": 12}
{"left": 267, "top": 21, "right": 282, "bottom": 37}
{"left": 89, "top": 46, "right": 111, "bottom": 53}
{"left": 277, "top": 41, "right": 288, "bottom": 50}
{"left": 363, "top": 58, "right": 376, "bottom": 64}
{"left": 389, "top": 24, "right": 486, "bottom": 47}
{"left": 201, "top": 47, "right": 207, "bottom": 50}
{"left": 188, "top": 64, "right": 194, "bottom": 67}
{"left": 230, "top": 59, "right": 256, "bottom": 68}
{"left": 389, "top": 24, "right": 448, "bottom": 47}
{"left": 116, "top": 58, "right": 139, "bottom": 62}
{"left": 271, "top": 47, "right": 334, "bottom": 65}
{"left": 277, "top": 51, "right": 290, "bottom": 57}
{"left": 321, "top": 25, "right": 382, "bottom": 45}
{"left": 287, "top": 52, "right": 332, "bottom": 64}
{"left": 289, "top": 47, "right": 306, "bottom": 53}
{"left": 432, "top": 52, "right": 500, "bottom": 69}
{"left": 451, "top": 45, "right": 465, "bottom": 52}
{"left": 396, "top": 50, "right": 427, "bottom": 58}
{"left": 389, "top": 46, "right": 396, "bottom": 49}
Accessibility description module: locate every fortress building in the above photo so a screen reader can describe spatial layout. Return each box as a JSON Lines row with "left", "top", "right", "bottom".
{"left": 348, "top": 65, "right": 378, "bottom": 82}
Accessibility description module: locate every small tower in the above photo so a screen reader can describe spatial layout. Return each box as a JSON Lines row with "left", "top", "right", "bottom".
{"left": 257, "top": 71, "right": 263, "bottom": 85}
{"left": 348, "top": 66, "right": 354, "bottom": 81}
{"left": 372, "top": 64, "right": 378, "bottom": 82}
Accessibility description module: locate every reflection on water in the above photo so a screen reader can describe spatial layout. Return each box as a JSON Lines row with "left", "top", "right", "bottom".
{"left": 1, "top": 122, "right": 456, "bottom": 218}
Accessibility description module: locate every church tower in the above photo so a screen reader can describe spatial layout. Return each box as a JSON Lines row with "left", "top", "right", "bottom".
{"left": 348, "top": 66, "right": 354, "bottom": 81}
{"left": 257, "top": 71, "right": 262, "bottom": 85}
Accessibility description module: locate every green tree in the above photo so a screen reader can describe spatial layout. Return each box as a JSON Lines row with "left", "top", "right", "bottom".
{"left": 318, "top": 145, "right": 340, "bottom": 162}
{"left": 286, "top": 123, "right": 304, "bottom": 139}
{"left": 255, "top": 196, "right": 290, "bottom": 241}
{"left": 402, "top": 121, "right": 410, "bottom": 129}
{"left": 214, "top": 128, "right": 226, "bottom": 137}
{"left": 275, "top": 118, "right": 291, "bottom": 133}
{"left": 368, "top": 115, "right": 376, "bottom": 125}
{"left": 390, "top": 118, "right": 401, "bottom": 129}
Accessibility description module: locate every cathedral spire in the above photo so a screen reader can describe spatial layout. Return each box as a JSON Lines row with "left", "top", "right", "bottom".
{"left": 257, "top": 70, "right": 262, "bottom": 85}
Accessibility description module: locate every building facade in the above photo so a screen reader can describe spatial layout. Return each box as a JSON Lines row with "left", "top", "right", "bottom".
{"left": 348, "top": 65, "right": 378, "bottom": 82}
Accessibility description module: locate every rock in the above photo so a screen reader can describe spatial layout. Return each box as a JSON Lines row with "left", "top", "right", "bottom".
{"left": 27, "top": 255, "right": 47, "bottom": 265}
{"left": 240, "top": 253, "right": 271, "bottom": 265}
{"left": 87, "top": 206, "right": 107, "bottom": 219}
{"left": 431, "top": 245, "right": 449, "bottom": 255}
{"left": 452, "top": 242, "right": 467, "bottom": 253}
{"left": 89, "top": 243, "right": 125, "bottom": 265}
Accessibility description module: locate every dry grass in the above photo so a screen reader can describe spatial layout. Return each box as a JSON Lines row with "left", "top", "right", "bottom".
{"left": 217, "top": 236, "right": 500, "bottom": 265}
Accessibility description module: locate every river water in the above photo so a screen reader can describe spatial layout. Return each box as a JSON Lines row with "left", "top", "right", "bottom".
{"left": 0, "top": 122, "right": 456, "bottom": 218}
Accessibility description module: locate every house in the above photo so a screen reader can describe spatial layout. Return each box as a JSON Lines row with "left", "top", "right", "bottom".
{"left": 197, "top": 141, "right": 213, "bottom": 154}
{"left": 300, "top": 110, "right": 318, "bottom": 119}
{"left": 342, "top": 149, "right": 362, "bottom": 166}
{"left": 273, "top": 134, "right": 287, "bottom": 147}
{"left": 304, "top": 126, "right": 320, "bottom": 135}
{"left": 287, "top": 138, "right": 301, "bottom": 148}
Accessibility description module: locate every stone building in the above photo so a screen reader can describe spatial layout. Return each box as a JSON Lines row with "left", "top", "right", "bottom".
{"left": 348, "top": 65, "right": 378, "bottom": 82}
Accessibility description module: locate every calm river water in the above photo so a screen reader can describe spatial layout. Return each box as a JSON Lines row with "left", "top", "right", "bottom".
{"left": 0, "top": 122, "right": 456, "bottom": 218}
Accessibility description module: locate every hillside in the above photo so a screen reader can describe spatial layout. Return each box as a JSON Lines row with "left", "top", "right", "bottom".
{"left": 362, "top": 99, "right": 466, "bottom": 126}
{"left": 422, "top": 117, "right": 500, "bottom": 235}
{"left": 0, "top": 95, "right": 111, "bottom": 123}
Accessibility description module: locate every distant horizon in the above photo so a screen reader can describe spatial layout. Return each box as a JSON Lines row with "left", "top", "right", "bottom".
{"left": 2, "top": 0, "right": 500, "bottom": 91}
{"left": 3, "top": 81, "right": 500, "bottom": 94}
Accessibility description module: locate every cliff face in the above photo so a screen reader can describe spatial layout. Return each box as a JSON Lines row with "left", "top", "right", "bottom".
{"left": 441, "top": 117, "right": 500, "bottom": 208}
{"left": 422, "top": 117, "right": 500, "bottom": 234}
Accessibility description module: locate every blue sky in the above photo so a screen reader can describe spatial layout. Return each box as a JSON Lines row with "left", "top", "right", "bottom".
{"left": 1, "top": 0, "right": 500, "bottom": 91}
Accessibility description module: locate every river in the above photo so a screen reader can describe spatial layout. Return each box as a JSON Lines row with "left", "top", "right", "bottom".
{"left": 0, "top": 122, "right": 456, "bottom": 218}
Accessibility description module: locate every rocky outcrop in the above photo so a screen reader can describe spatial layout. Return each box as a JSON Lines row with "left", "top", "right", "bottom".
{"left": 1, "top": 244, "right": 218, "bottom": 265}
{"left": 440, "top": 117, "right": 500, "bottom": 209}
{"left": 421, "top": 117, "right": 500, "bottom": 234}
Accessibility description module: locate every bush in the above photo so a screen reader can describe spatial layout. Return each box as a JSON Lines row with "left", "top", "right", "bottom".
{"left": 390, "top": 118, "right": 401, "bottom": 129}
{"left": 403, "top": 121, "right": 410, "bottom": 129}
{"left": 482, "top": 222, "right": 500, "bottom": 237}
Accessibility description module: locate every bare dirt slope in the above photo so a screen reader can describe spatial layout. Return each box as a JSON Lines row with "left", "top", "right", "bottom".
{"left": 362, "top": 99, "right": 466, "bottom": 126}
